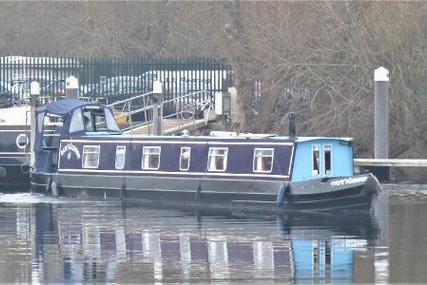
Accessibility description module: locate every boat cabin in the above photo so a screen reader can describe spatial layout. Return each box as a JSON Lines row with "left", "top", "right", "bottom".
{"left": 292, "top": 137, "right": 354, "bottom": 182}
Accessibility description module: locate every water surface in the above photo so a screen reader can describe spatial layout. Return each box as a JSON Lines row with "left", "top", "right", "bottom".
{"left": 0, "top": 184, "right": 426, "bottom": 283}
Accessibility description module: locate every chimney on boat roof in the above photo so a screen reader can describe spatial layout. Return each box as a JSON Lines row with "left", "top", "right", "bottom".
{"left": 288, "top": 113, "right": 296, "bottom": 139}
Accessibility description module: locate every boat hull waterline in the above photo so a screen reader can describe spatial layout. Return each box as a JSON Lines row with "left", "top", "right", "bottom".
{"left": 31, "top": 172, "right": 379, "bottom": 212}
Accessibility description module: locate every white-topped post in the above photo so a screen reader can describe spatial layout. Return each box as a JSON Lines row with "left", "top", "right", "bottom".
{"left": 65, "top": 76, "right": 79, "bottom": 99}
{"left": 30, "top": 81, "right": 40, "bottom": 169}
{"left": 374, "top": 66, "right": 389, "bottom": 159}
{"left": 152, "top": 80, "right": 164, "bottom": 136}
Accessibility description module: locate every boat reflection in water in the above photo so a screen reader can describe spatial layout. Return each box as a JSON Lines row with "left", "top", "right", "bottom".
{"left": 1, "top": 197, "right": 379, "bottom": 283}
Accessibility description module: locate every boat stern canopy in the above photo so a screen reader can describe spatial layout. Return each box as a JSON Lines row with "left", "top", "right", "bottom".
{"left": 35, "top": 99, "right": 120, "bottom": 151}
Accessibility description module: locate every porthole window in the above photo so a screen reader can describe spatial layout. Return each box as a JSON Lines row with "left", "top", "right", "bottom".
{"left": 207, "top": 147, "right": 228, "bottom": 172}
{"left": 142, "top": 146, "right": 161, "bottom": 170}
{"left": 115, "top": 146, "right": 126, "bottom": 170}
{"left": 253, "top": 148, "right": 274, "bottom": 173}
{"left": 179, "top": 147, "right": 191, "bottom": 171}
{"left": 16, "top": 134, "right": 29, "bottom": 149}
{"left": 82, "top": 145, "right": 100, "bottom": 169}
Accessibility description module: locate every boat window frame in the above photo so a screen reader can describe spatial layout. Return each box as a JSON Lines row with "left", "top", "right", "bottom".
{"left": 179, "top": 147, "right": 191, "bottom": 171}
{"left": 252, "top": 147, "right": 274, "bottom": 173}
{"left": 82, "top": 145, "right": 100, "bottom": 169}
{"left": 324, "top": 144, "right": 332, "bottom": 175}
{"left": 115, "top": 145, "right": 127, "bottom": 170}
{"left": 141, "top": 146, "right": 161, "bottom": 170}
{"left": 312, "top": 145, "right": 320, "bottom": 176}
{"left": 207, "top": 147, "right": 228, "bottom": 172}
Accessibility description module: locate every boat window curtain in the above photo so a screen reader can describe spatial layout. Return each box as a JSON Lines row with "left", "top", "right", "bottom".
{"left": 253, "top": 149, "right": 273, "bottom": 172}
{"left": 208, "top": 148, "right": 228, "bottom": 171}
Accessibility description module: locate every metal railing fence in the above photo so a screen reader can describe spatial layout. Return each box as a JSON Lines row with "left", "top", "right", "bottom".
{"left": 0, "top": 56, "right": 232, "bottom": 106}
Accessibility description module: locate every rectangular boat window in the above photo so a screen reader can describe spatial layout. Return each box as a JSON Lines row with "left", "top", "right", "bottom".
{"left": 142, "top": 146, "right": 161, "bottom": 170}
{"left": 253, "top": 148, "right": 274, "bottom": 173}
{"left": 312, "top": 145, "right": 320, "bottom": 176}
{"left": 179, "top": 147, "right": 191, "bottom": 171}
{"left": 82, "top": 145, "right": 100, "bottom": 169}
{"left": 324, "top": 145, "right": 332, "bottom": 175}
{"left": 115, "top": 146, "right": 126, "bottom": 170}
{"left": 207, "top": 147, "right": 228, "bottom": 172}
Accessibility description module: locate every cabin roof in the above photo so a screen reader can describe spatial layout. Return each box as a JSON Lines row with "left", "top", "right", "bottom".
{"left": 295, "top": 137, "right": 353, "bottom": 143}
{"left": 78, "top": 133, "right": 352, "bottom": 144}
{"left": 37, "top": 99, "right": 102, "bottom": 115}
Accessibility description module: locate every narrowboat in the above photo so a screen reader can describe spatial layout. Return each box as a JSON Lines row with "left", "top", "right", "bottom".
{"left": 30, "top": 99, "right": 381, "bottom": 212}
{"left": 0, "top": 105, "right": 31, "bottom": 191}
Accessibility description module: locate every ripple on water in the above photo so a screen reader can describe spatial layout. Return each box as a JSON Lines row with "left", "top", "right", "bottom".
{"left": 383, "top": 183, "right": 427, "bottom": 203}
{"left": 0, "top": 193, "right": 75, "bottom": 204}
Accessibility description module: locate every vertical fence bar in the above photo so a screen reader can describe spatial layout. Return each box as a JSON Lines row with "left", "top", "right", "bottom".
{"left": 44, "top": 57, "right": 50, "bottom": 100}
{"left": 49, "top": 56, "right": 52, "bottom": 101}
{"left": 23, "top": 57, "right": 26, "bottom": 101}
{"left": 56, "top": 56, "right": 59, "bottom": 100}
{"left": 0, "top": 56, "right": 2, "bottom": 94}
{"left": 1, "top": 57, "right": 3, "bottom": 97}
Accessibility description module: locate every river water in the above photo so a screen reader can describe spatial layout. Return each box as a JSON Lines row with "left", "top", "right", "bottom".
{"left": 0, "top": 184, "right": 426, "bottom": 283}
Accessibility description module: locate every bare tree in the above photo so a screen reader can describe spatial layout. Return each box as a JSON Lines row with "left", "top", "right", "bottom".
{"left": 0, "top": 1, "right": 425, "bottom": 159}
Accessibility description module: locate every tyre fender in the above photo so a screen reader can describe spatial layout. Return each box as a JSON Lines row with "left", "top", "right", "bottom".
{"left": 276, "top": 184, "right": 290, "bottom": 207}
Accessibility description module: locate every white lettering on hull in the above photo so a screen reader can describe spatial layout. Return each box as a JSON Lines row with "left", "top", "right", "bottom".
{"left": 60, "top": 143, "right": 81, "bottom": 160}
{"left": 330, "top": 176, "right": 368, "bottom": 187}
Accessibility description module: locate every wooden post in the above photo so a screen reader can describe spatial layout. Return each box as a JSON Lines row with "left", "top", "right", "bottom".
{"left": 288, "top": 113, "right": 296, "bottom": 139}
{"left": 30, "top": 81, "right": 40, "bottom": 169}
{"left": 65, "top": 76, "right": 79, "bottom": 99}
{"left": 152, "top": 80, "right": 163, "bottom": 136}
{"left": 222, "top": 91, "right": 231, "bottom": 128}
{"left": 374, "top": 66, "right": 389, "bottom": 159}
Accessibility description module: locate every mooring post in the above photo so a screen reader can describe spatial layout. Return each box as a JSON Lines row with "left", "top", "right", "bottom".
{"left": 65, "top": 76, "right": 79, "bottom": 100}
{"left": 30, "top": 81, "right": 40, "bottom": 169}
{"left": 374, "top": 66, "right": 389, "bottom": 159}
{"left": 152, "top": 80, "right": 164, "bottom": 136}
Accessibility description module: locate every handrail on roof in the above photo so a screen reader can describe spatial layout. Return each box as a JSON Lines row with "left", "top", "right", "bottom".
{"left": 162, "top": 90, "right": 209, "bottom": 105}
{"left": 209, "top": 131, "right": 278, "bottom": 138}
{"left": 107, "top": 91, "right": 154, "bottom": 108}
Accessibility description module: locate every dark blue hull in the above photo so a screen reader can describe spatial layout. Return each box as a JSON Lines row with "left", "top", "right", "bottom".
{"left": 31, "top": 172, "right": 379, "bottom": 212}
{"left": 0, "top": 125, "right": 31, "bottom": 191}
{"left": 0, "top": 156, "right": 30, "bottom": 192}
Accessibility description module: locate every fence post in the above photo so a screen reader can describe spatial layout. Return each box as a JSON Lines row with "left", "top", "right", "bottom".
{"left": 65, "top": 76, "right": 79, "bottom": 100}
{"left": 374, "top": 66, "right": 389, "bottom": 159}
{"left": 152, "top": 80, "right": 164, "bottom": 135}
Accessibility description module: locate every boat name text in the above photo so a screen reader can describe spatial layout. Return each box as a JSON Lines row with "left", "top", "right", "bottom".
{"left": 60, "top": 143, "right": 81, "bottom": 159}
{"left": 330, "top": 176, "right": 367, "bottom": 187}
